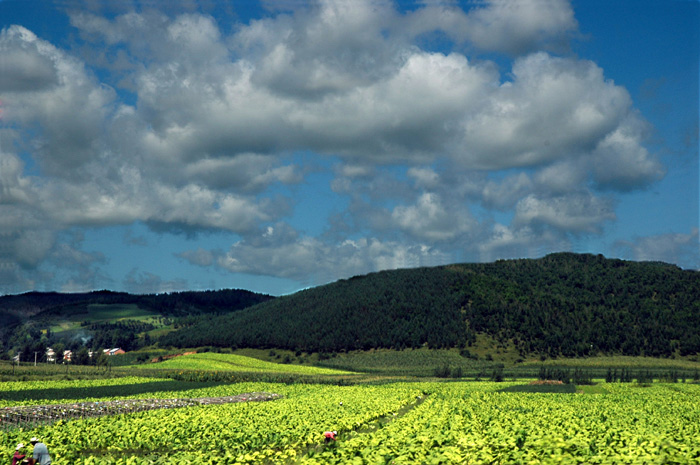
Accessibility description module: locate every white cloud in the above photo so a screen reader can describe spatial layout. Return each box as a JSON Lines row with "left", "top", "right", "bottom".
{"left": 461, "top": 0, "right": 578, "bottom": 54}
{"left": 457, "top": 53, "right": 632, "bottom": 170}
{"left": 615, "top": 229, "right": 700, "bottom": 270}
{"left": 202, "top": 223, "right": 448, "bottom": 285}
{"left": 0, "top": 151, "right": 33, "bottom": 204}
{"left": 478, "top": 223, "right": 570, "bottom": 262}
{"left": 591, "top": 114, "right": 665, "bottom": 190}
{"left": 182, "top": 154, "right": 302, "bottom": 193}
{"left": 533, "top": 160, "right": 587, "bottom": 195}
{"left": 241, "top": 0, "right": 402, "bottom": 98}
{"left": 403, "top": 0, "right": 577, "bottom": 55}
{"left": 64, "top": 6, "right": 650, "bottom": 178}
{"left": 0, "top": 0, "right": 676, "bottom": 292}
{"left": 407, "top": 167, "right": 440, "bottom": 189}
{"left": 0, "top": 27, "right": 58, "bottom": 92}
{"left": 514, "top": 193, "right": 616, "bottom": 233}
{"left": 482, "top": 172, "right": 533, "bottom": 210}
{"left": 391, "top": 192, "right": 475, "bottom": 241}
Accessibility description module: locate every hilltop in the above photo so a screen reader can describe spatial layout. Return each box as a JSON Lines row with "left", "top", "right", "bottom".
{"left": 3, "top": 253, "right": 699, "bottom": 362}
{"left": 160, "top": 253, "right": 700, "bottom": 358}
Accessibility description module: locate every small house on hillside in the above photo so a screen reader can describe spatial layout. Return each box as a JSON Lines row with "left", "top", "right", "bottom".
{"left": 103, "top": 348, "right": 126, "bottom": 356}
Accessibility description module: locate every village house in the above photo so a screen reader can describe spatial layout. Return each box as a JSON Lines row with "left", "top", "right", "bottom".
{"left": 103, "top": 348, "right": 126, "bottom": 356}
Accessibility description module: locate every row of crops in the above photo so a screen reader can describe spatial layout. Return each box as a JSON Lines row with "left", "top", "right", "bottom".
{"left": 2, "top": 378, "right": 700, "bottom": 464}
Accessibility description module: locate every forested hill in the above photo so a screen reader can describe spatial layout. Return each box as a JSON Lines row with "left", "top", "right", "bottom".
{"left": 0, "top": 289, "right": 274, "bottom": 321}
{"left": 0, "top": 288, "right": 274, "bottom": 356}
{"left": 160, "top": 253, "right": 700, "bottom": 358}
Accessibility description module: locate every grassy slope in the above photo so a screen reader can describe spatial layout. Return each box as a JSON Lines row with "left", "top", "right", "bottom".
{"left": 47, "top": 303, "right": 170, "bottom": 336}
{"left": 128, "top": 352, "right": 355, "bottom": 376}
{"left": 306, "top": 348, "right": 700, "bottom": 378}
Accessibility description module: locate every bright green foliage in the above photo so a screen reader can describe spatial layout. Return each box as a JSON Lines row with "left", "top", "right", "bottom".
{"left": 0, "top": 377, "right": 171, "bottom": 406}
{"left": 2, "top": 380, "right": 700, "bottom": 464}
{"left": 302, "top": 383, "right": 700, "bottom": 464}
{"left": 128, "top": 352, "right": 354, "bottom": 375}
{"left": 0, "top": 382, "right": 425, "bottom": 464}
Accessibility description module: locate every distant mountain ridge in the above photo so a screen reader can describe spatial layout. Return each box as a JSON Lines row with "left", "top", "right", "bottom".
{"left": 160, "top": 253, "right": 700, "bottom": 358}
{"left": 0, "top": 289, "right": 274, "bottom": 319}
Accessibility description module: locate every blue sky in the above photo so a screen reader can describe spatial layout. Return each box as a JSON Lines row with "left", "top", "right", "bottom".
{"left": 0, "top": 0, "right": 697, "bottom": 296}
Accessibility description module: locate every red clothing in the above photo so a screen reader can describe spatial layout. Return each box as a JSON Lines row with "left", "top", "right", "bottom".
{"left": 323, "top": 431, "right": 337, "bottom": 441}
{"left": 12, "top": 451, "right": 25, "bottom": 465}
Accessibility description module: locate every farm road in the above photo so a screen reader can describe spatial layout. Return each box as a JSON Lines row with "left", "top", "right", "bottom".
{"left": 0, "top": 392, "right": 282, "bottom": 430}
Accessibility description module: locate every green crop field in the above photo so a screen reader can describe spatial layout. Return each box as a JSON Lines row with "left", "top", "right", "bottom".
{"left": 3, "top": 353, "right": 700, "bottom": 464}
{"left": 1, "top": 377, "right": 699, "bottom": 464}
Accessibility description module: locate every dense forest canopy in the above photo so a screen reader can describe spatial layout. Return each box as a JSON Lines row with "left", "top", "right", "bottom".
{"left": 160, "top": 253, "right": 700, "bottom": 357}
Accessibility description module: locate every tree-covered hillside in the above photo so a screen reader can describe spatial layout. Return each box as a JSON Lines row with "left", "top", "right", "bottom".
{"left": 0, "top": 289, "right": 274, "bottom": 319}
{"left": 160, "top": 253, "right": 700, "bottom": 357}
{"left": 0, "top": 289, "right": 274, "bottom": 356}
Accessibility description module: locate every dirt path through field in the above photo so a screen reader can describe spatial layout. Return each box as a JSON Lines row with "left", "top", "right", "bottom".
{"left": 0, "top": 392, "right": 282, "bottom": 430}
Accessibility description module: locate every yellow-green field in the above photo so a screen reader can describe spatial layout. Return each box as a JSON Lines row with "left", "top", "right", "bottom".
{"left": 128, "top": 352, "right": 355, "bottom": 375}
{"left": 1, "top": 377, "right": 699, "bottom": 464}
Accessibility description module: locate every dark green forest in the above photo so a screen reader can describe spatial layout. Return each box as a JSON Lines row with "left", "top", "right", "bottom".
{"left": 0, "top": 289, "right": 273, "bottom": 319}
{"left": 0, "top": 289, "right": 273, "bottom": 358}
{"left": 160, "top": 253, "right": 700, "bottom": 357}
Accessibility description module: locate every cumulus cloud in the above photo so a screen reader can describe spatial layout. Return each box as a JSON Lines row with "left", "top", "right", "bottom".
{"left": 63, "top": 4, "right": 651, "bottom": 176}
{"left": 514, "top": 193, "right": 616, "bottom": 233}
{"left": 186, "top": 223, "right": 449, "bottom": 286}
{"left": 460, "top": 0, "right": 578, "bottom": 54}
{"left": 182, "top": 154, "right": 302, "bottom": 193}
{"left": 403, "top": 0, "right": 578, "bottom": 55}
{"left": 478, "top": 223, "right": 571, "bottom": 262}
{"left": 391, "top": 192, "right": 476, "bottom": 241}
{"left": 590, "top": 115, "right": 665, "bottom": 190}
{"left": 407, "top": 167, "right": 441, "bottom": 190}
{"left": 0, "top": 0, "right": 678, "bottom": 293}
{"left": 0, "top": 27, "right": 58, "bottom": 92}
{"left": 457, "top": 53, "right": 633, "bottom": 170}
{"left": 482, "top": 173, "right": 533, "bottom": 210}
{"left": 615, "top": 229, "right": 700, "bottom": 270}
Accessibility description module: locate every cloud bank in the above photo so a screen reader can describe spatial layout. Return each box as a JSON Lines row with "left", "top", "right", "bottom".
{"left": 0, "top": 0, "right": 683, "bottom": 294}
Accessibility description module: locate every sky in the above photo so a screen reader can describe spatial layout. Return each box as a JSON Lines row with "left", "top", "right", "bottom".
{"left": 0, "top": 0, "right": 697, "bottom": 296}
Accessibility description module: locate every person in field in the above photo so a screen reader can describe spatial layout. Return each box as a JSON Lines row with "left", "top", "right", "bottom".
{"left": 323, "top": 431, "right": 338, "bottom": 443}
{"left": 11, "top": 443, "right": 25, "bottom": 465}
{"left": 29, "top": 438, "right": 50, "bottom": 465}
